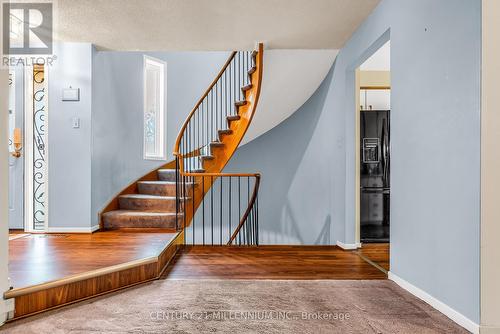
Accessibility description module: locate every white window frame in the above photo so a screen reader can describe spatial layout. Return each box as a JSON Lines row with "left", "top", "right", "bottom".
{"left": 143, "top": 55, "right": 167, "bottom": 160}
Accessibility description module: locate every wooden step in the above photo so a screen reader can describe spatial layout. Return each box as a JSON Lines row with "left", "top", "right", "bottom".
{"left": 227, "top": 115, "right": 241, "bottom": 123}
{"left": 199, "top": 155, "right": 215, "bottom": 161}
{"left": 6, "top": 230, "right": 183, "bottom": 319}
{"left": 235, "top": 100, "right": 247, "bottom": 107}
{"left": 241, "top": 84, "right": 253, "bottom": 92}
{"left": 209, "top": 141, "right": 225, "bottom": 149}
{"left": 138, "top": 181, "right": 177, "bottom": 196}
{"left": 248, "top": 66, "right": 256, "bottom": 75}
{"left": 119, "top": 194, "right": 178, "bottom": 211}
{"left": 191, "top": 168, "right": 206, "bottom": 173}
{"left": 218, "top": 129, "right": 233, "bottom": 140}
{"left": 102, "top": 210, "right": 180, "bottom": 229}
{"left": 137, "top": 180, "right": 197, "bottom": 196}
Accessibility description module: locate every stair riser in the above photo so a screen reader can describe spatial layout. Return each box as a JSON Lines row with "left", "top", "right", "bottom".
{"left": 119, "top": 197, "right": 177, "bottom": 211}
{"left": 158, "top": 170, "right": 176, "bottom": 182}
{"left": 103, "top": 215, "right": 179, "bottom": 229}
{"left": 138, "top": 183, "right": 175, "bottom": 196}
{"left": 138, "top": 183, "right": 195, "bottom": 197}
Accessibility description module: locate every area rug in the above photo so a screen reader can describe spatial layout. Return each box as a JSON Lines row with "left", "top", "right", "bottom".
{"left": 1, "top": 280, "right": 469, "bottom": 333}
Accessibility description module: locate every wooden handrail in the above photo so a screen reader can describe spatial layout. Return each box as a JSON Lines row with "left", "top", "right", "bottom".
{"left": 174, "top": 44, "right": 264, "bottom": 246}
{"left": 182, "top": 172, "right": 260, "bottom": 177}
{"left": 173, "top": 51, "right": 237, "bottom": 156}
{"left": 227, "top": 174, "right": 260, "bottom": 245}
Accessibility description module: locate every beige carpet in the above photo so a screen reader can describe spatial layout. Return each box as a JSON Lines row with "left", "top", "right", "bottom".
{"left": 1, "top": 280, "right": 468, "bottom": 333}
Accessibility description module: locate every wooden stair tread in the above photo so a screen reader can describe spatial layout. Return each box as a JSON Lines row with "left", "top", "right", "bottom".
{"left": 241, "top": 84, "right": 253, "bottom": 92}
{"left": 138, "top": 180, "right": 175, "bottom": 185}
{"left": 218, "top": 129, "right": 233, "bottom": 141}
{"left": 103, "top": 210, "right": 180, "bottom": 217}
{"left": 235, "top": 100, "right": 247, "bottom": 107}
{"left": 209, "top": 141, "right": 225, "bottom": 147}
{"left": 119, "top": 194, "right": 177, "bottom": 200}
{"left": 191, "top": 168, "right": 206, "bottom": 173}
{"left": 227, "top": 115, "right": 241, "bottom": 121}
{"left": 138, "top": 180, "right": 197, "bottom": 186}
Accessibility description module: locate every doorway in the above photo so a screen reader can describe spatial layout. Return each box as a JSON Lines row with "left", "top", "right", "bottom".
{"left": 355, "top": 40, "right": 390, "bottom": 271}
{"left": 8, "top": 64, "right": 49, "bottom": 233}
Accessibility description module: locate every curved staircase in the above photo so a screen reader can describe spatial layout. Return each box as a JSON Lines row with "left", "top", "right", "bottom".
{"left": 100, "top": 44, "right": 264, "bottom": 246}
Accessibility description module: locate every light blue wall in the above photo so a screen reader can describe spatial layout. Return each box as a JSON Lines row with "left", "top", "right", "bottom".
{"left": 226, "top": 0, "right": 481, "bottom": 323}
{"left": 48, "top": 43, "right": 93, "bottom": 229}
{"left": 226, "top": 67, "right": 341, "bottom": 244}
{"left": 91, "top": 51, "right": 230, "bottom": 227}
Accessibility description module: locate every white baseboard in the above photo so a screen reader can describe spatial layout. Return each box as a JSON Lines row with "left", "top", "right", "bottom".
{"left": 47, "top": 225, "right": 100, "bottom": 233}
{"left": 388, "top": 271, "right": 479, "bottom": 334}
{"left": 336, "top": 241, "right": 361, "bottom": 250}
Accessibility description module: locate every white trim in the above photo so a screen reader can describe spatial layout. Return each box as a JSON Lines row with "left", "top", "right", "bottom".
{"left": 388, "top": 271, "right": 479, "bottom": 334}
{"left": 23, "top": 65, "right": 34, "bottom": 233}
{"left": 47, "top": 225, "right": 100, "bottom": 233}
{"left": 143, "top": 55, "right": 167, "bottom": 161}
{"left": 336, "top": 240, "right": 361, "bottom": 250}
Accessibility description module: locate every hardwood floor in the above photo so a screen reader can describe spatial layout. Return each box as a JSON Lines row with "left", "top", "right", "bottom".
{"left": 9, "top": 229, "right": 178, "bottom": 289}
{"left": 356, "top": 243, "right": 390, "bottom": 272}
{"left": 163, "top": 245, "right": 387, "bottom": 280}
{"left": 7, "top": 233, "right": 389, "bottom": 319}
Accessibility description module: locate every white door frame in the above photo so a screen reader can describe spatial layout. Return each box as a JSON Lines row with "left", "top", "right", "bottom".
{"left": 353, "top": 34, "right": 391, "bottom": 245}
{"left": 1, "top": 68, "right": 16, "bottom": 324}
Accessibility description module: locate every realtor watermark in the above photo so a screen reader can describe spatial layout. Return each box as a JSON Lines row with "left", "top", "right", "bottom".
{"left": 150, "top": 310, "right": 351, "bottom": 322}
{"left": 2, "top": 1, "right": 56, "bottom": 68}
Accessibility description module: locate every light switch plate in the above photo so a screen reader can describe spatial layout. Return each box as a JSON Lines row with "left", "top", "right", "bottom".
{"left": 62, "top": 88, "right": 80, "bottom": 101}
{"left": 72, "top": 117, "right": 80, "bottom": 128}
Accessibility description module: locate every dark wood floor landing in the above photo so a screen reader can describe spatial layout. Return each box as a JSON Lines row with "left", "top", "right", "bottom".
{"left": 163, "top": 245, "right": 388, "bottom": 280}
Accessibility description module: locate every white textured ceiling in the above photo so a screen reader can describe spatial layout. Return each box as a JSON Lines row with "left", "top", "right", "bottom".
{"left": 54, "top": 0, "right": 380, "bottom": 51}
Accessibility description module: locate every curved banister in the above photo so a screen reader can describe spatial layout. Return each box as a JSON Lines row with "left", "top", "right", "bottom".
{"left": 173, "top": 51, "right": 237, "bottom": 156}
{"left": 174, "top": 44, "right": 264, "bottom": 246}
{"left": 228, "top": 174, "right": 260, "bottom": 245}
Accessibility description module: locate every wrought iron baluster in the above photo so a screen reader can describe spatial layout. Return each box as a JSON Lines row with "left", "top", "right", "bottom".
{"left": 220, "top": 176, "right": 223, "bottom": 245}
{"left": 228, "top": 176, "right": 231, "bottom": 241}
{"left": 202, "top": 176, "right": 205, "bottom": 245}
{"left": 211, "top": 175, "right": 214, "bottom": 245}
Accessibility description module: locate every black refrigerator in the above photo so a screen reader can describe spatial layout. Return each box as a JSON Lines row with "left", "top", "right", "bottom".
{"left": 360, "top": 110, "right": 390, "bottom": 242}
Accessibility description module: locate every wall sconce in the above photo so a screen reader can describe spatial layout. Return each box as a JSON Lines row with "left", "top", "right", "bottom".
{"left": 11, "top": 128, "right": 22, "bottom": 158}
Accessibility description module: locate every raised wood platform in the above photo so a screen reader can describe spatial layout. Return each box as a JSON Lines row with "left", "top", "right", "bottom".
{"left": 6, "top": 229, "right": 183, "bottom": 319}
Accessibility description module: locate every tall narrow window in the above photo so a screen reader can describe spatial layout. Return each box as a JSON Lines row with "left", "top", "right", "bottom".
{"left": 32, "top": 64, "right": 48, "bottom": 231}
{"left": 143, "top": 56, "right": 166, "bottom": 160}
